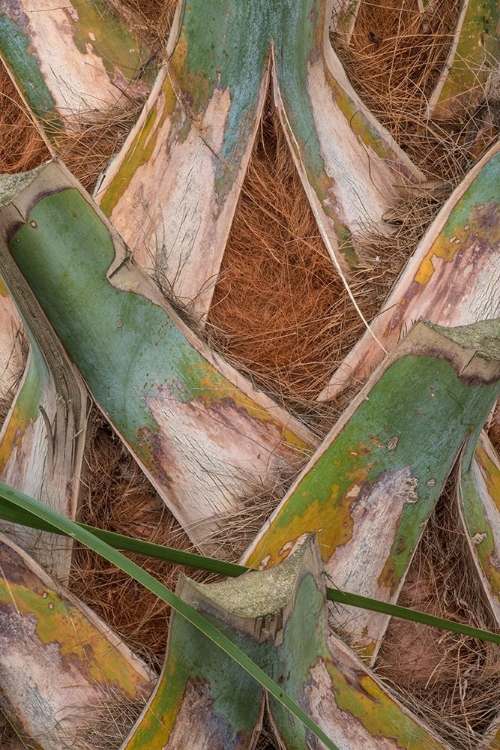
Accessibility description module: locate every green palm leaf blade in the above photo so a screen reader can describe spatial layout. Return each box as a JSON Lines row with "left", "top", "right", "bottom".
{"left": 0, "top": 174, "right": 88, "bottom": 582}
{"left": 0, "top": 480, "right": 343, "bottom": 750}
{"left": 124, "top": 536, "right": 450, "bottom": 749}
{"left": 427, "top": 0, "right": 500, "bottom": 120}
{"left": 320, "top": 139, "right": 500, "bottom": 402}
{"left": 457, "top": 431, "right": 500, "bottom": 748}
{"left": 0, "top": 161, "right": 315, "bottom": 552}
{"left": 96, "top": 0, "right": 423, "bottom": 318}
{"left": 0, "top": 532, "right": 153, "bottom": 750}
{"left": 243, "top": 319, "right": 500, "bottom": 662}
{"left": 0, "top": 0, "right": 151, "bottom": 134}
{"left": 1, "top": 488, "right": 500, "bottom": 648}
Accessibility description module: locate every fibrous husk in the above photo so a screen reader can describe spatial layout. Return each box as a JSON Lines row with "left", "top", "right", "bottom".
{"left": 333, "top": 0, "right": 497, "bottom": 181}
{"left": 206, "top": 0, "right": 499, "bottom": 422}
{"left": 376, "top": 481, "right": 500, "bottom": 750}
{"left": 1, "top": 3, "right": 498, "bottom": 748}
{"left": 0, "top": 65, "right": 49, "bottom": 174}
{"left": 207, "top": 98, "right": 435, "bottom": 428}
{"left": 106, "top": 0, "right": 179, "bottom": 49}
{"left": 70, "top": 414, "right": 216, "bottom": 667}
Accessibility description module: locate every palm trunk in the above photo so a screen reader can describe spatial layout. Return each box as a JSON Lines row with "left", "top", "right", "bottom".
{"left": 0, "top": 161, "right": 315, "bottom": 553}
{"left": 0, "top": 533, "right": 152, "bottom": 749}
{"left": 244, "top": 319, "right": 500, "bottom": 660}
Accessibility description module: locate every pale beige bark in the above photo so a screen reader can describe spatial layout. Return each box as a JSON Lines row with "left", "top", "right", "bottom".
{"left": 319, "top": 140, "right": 500, "bottom": 402}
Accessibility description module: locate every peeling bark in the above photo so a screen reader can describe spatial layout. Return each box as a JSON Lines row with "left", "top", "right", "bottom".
{"left": 458, "top": 431, "right": 500, "bottom": 624}
{"left": 319, "top": 139, "right": 500, "bottom": 402}
{"left": 0, "top": 161, "right": 316, "bottom": 553}
{"left": 124, "top": 536, "right": 450, "bottom": 749}
{"left": 243, "top": 319, "right": 500, "bottom": 660}
{"left": 0, "top": 0, "right": 150, "bottom": 130}
{"left": 96, "top": 0, "right": 270, "bottom": 319}
{"left": 458, "top": 432, "right": 500, "bottom": 748}
{"left": 96, "top": 0, "right": 423, "bottom": 318}
{"left": 0, "top": 279, "right": 23, "bottom": 409}
{"left": 0, "top": 173, "right": 88, "bottom": 582}
{"left": 274, "top": 0, "right": 424, "bottom": 276}
{"left": 0, "top": 533, "right": 152, "bottom": 750}
{"left": 427, "top": 0, "right": 500, "bottom": 119}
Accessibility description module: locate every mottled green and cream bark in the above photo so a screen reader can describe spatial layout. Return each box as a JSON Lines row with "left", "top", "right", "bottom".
{"left": 0, "top": 279, "right": 23, "bottom": 407}
{"left": 0, "top": 0, "right": 150, "bottom": 134}
{"left": 330, "top": 0, "right": 361, "bottom": 42}
{"left": 485, "top": 724, "right": 500, "bottom": 749}
{"left": 0, "top": 162, "right": 316, "bottom": 552}
{"left": 427, "top": 0, "right": 500, "bottom": 119}
{"left": 319, "top": 139, "right": 500, "bottom": 402}
{"left": 458, "top": 432, "right": 500, "bottom": 624}
{"left": 0, "top": 171, "right": 88, "bottom": 582}
{"left": 243, "top": 319, "right": 500, "bottom": 660}
{"left": 0, "top": 533, "right": 152, "bottom": 750}
{"left": 458, "top": 433, "right": 500, "bottom": 749}
{"left": 274, "top": 0, "right": 423, "bottom": 267}
{"left": 124, "top": 536, "right": 450, "bottom": 749}
{"left": 96, "top": 0, "right": 423, "bottom": 318}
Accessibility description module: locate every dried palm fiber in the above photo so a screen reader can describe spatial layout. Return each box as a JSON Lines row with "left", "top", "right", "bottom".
{"left": 70, "top": 409, "right": 304, "bottom": 666}
{"left": 0, "top": 714, "right": 19, "bottom": 750}
{"left": 206, "top": 97, "right": 426, "bottom": 429}
{"left": 206, "top": 0, "right": 494, "bottom": 424}
{"left": 333, "top": 0, "right": 496, "bottom": 180}
{"left": 53, "top": 102, "right": 146, "bottom": 193}
{"left": 0, "top": 65, "right": 50, "bottom": 174}
{"left": 333, "top": 0, "right": 500, "bottom": 454}
{"left": 0, "top": 695, "right": 147, "bottom": 750}
{"left": 0, "top": 52, "right": 133, "bottom": 193}
{"left": 73, "top": 695, "right": 148, "bottom": 750}
{"left": 255, "top": 715, "right": 281, "bottom": 750}
{"left": 106, "top": 0, "right": 179, "bottom": 50}
{"left": 0, "top": 0, "right": 178, "bottom": 193}
{"left": 0, "top": 5, "right": 497, "bottom": 749}
{"left": 373, "top": 478, "right": 500, "bottom": 750}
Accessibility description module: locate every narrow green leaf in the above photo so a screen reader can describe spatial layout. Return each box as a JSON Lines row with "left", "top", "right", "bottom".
{"left": 1, "top": 490, "right": 499, "bottom": 646}
{"left": 0, "top": 481, "right": 339, "bottom": 750}
{"left": 1, "top": 162, "right": 314, "bottom": 554}
{"left": 142, "top": 538, "right": 449, "bottom": 750}
{"left": 326, "top": 589, "right": 500, "bottom": 646}
{"left": 0, "top": 497, "right": 248, "bottom": 577}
